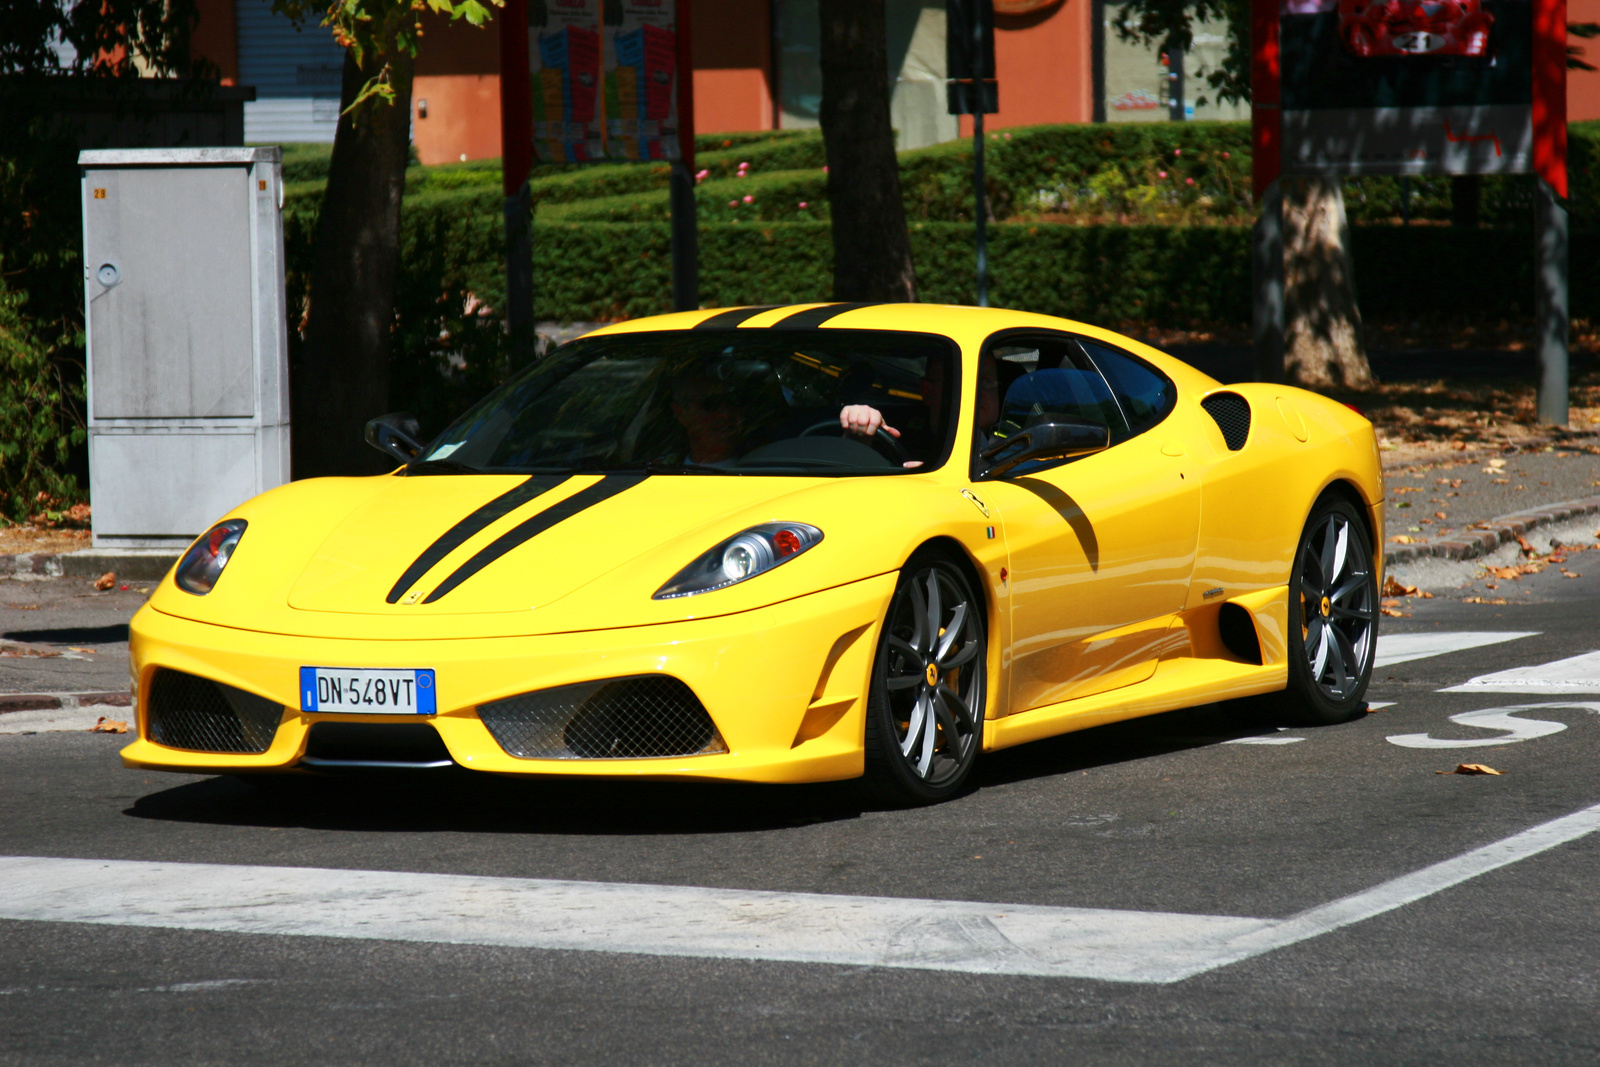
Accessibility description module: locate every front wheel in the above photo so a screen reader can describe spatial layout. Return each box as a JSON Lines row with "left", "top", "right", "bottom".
{"left": 862, "top": 555, "right": 986, "bottom": 804}
{"left": 1279, "top": 497, "right": 1378, "bottom": 725}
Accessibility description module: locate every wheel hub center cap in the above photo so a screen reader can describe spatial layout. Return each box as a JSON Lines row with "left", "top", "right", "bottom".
{"left": 1320, "top": 595, "right": 1331, "bottom": 617}
{"left": 925, "top": 662, "right": 939, "bottom": 686}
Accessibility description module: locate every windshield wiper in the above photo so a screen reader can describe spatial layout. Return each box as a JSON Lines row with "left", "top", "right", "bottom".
{"left": 403, "top": 458, "right": 483, "bottom": 476}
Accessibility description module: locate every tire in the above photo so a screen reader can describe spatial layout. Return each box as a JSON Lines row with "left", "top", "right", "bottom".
{"left": 861, "top": 553, "right": 986, "bottom": 804}
{"left": 1276, "top": 496, "right": 1378, "bottom": 725}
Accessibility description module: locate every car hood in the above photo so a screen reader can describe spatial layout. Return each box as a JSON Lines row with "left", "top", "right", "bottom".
{"left": 149, "top": 471, "right": 950, "bottom": 639}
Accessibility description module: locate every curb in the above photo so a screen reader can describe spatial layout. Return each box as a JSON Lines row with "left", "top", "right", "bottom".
{"left": 1, "top": 550, "right": 179, "bottom": 582}
{"left": 1384, "top": 495, "right": 1600, "bottom": 567}
{"left": 0, "top": 691, "right": 133, "bottom": 713}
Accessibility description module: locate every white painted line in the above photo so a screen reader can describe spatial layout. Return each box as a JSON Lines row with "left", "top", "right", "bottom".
{"left": 1374, "top": 631, "right": 1539, "bottom": 669}
{"left": 1222, "top": 735, "right": 1305, "bottom": 745}
{"left": 1387, "top": 702, "right": 1600, "bottom": 748}
{"left": 3, "top": 801, "right": 1598, "bottom": 984}
{"left": 1367, "top": 702, "right": 1396, "bottom": 710}
{"left": 1440, "top": 650, "right": 1600, "bottom": 693}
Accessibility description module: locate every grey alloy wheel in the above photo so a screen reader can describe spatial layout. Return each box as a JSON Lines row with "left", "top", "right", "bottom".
{"left": 863, "top": 555, "right": 986, "bottom": 803}
{"left": 1283, "top": 497, "right": 1377, "bottom": 724}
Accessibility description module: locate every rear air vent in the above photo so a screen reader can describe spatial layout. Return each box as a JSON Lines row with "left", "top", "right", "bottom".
{"left": 478, "top": 675, "right": 726, "bottom": 760}
{"left": 146, "top": 668, "right": 283, "bottom": 753}
{"left": 1201, "top": 392, "right": 1251, "bottom": 450}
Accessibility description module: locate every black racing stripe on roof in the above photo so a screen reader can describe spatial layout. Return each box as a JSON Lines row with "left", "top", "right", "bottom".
{"left": 770, "top": 303, "right": 878, "bottom": 329}
{"left": 386, "top": 475, "right": 568, "bottom": 604}
{"left": 693, "top": 305, "right": 781, "bottom": 329}
{"left": 421, "top": 474, "right": 648, "bottom": 605}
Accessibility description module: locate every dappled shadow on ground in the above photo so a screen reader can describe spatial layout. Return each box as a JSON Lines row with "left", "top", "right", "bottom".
{"left": 122, "top": 698, "right": 1316, "bottom": 836}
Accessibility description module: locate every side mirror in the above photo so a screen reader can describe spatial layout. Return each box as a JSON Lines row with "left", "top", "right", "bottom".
{"left": 364, "top": 412, "right": 424, "bottom": 464}
{"left": 979, "top": 418, "right": 1109, "bottom": 478}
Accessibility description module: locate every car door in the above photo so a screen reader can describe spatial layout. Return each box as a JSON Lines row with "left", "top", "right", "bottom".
{"left": 976, "top": 331, "right": 1201, "bottom": 714}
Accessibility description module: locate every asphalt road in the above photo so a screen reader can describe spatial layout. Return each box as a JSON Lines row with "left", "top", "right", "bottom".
{"left": 2, "top": 564, "right": 1599, "bottom": 1064}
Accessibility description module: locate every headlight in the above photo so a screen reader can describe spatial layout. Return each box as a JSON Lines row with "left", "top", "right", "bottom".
{"left": 174, "top": 519, "right": 247, "bottom": 595}
{"left": 654, "top": 522, "right": 823, "bottom": 599}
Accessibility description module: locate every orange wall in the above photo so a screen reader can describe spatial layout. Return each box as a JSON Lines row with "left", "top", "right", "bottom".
{"left": 691, "top": 0, "right": 773, "bottom": 133}
{"left": 961, "top": 0, "right": 1093, "bottom": 136}
{"left": 413, "top": 10, "right": 503, "bottom": 165}
{"left": 1572, "top": 0, "right": 1600, "bottom": 122}
{"left": 191, "top": 0, "right": 238, "bottom": 83}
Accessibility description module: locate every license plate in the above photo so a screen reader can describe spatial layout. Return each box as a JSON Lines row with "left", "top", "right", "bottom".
{"left": 299, "top": 667, "right": 437, "bottom": 715}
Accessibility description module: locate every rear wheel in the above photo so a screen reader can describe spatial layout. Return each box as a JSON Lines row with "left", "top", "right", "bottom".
{"left": 862, "top": 555, "right": 986, "bottom": 804}
{"left": 1279, "top": 497, "right": 1378, "bottom": 725}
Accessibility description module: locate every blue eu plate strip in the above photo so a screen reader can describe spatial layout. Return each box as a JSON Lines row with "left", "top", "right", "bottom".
{"left": 300, "top": 666, "right": 318, "bottom": 711}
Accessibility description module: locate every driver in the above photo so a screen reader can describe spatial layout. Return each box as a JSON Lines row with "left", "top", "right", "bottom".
{"left": 670, "top": 369, "right": 748, "bottom": 465}
{"left": 837, "top": 352, "right": 1001, "bottom": 467}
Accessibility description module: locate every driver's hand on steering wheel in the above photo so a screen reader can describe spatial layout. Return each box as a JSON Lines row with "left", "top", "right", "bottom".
{"left": 839, "top": 404, "right": 900, "bottom": 440}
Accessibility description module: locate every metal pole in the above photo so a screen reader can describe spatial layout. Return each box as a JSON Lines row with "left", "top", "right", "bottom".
{"left": 503, "top": 184, "right": 534, "bottom": 364}
{"left": 1166, "top": 38, "right": 1184, "bottom": 122}
{"left": 670, "top": 161, "right": 700, "bottom": 312}
{"left": 1252, "top": 177, "right": 1284, "bottom": 383}
{"left": 1535, "top": 176, "right": 1569, "bottom": 425}
{"left": 974, "top": 107, "right": 988, "bottom": 308}
{"left": 498, "top": 0, "right": 534, "bottom": 363}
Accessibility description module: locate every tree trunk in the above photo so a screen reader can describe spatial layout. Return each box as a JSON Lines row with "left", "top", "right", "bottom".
{"left": 817, "top": 0, "right": 917, "bottom": 302}
{"left": 291, "top": 46, "right": 415, "bottom": 478}
{"left": 1282, "top": 176, "right": 1373, "bottom": 389}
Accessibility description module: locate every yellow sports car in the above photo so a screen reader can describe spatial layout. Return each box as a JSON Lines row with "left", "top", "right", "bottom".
{"left": 122, "top": 303, "right": 1383, "bottom": 803}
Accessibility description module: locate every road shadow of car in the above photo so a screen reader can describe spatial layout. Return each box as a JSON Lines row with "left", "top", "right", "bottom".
{"left": 123, "top": 697, "right": 1356, "bottom": 834}
{"left": 3, "top": 623, "right": 130, "bottom": 645}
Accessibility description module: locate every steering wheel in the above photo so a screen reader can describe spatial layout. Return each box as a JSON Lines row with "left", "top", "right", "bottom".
{"left": 800, "top": 419, "right": 912, "bottom": 463}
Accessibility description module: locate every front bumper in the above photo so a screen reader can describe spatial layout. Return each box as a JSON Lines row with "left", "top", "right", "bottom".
{"left": 121, "top": 573, "right": 898, "bottom": 784}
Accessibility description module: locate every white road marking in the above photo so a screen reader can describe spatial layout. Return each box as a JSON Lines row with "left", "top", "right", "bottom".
{"left": 1440, "top": 650, "right": 1600, "bottom": 693}
{"left": 1222, "top": 735, "right": 1305, "bottom": 745}
{"left": 1386, "top": 702, "right": 1600, "bottom": 748}
{"left": 4, "top": 801, "right": 1598, "bottom": 984}
{"left": 1374, "top": 631, "right": 1539, "bottom": 669}
{"left": 1367, "top": 702, "right": 1396, "bottom": 710}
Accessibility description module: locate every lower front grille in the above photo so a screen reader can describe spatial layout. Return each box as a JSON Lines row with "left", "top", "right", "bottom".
{"left": 300, "top": 723, "right": 455, "bottom": 769}
{"left": 147, "top": 668, "right": 284, "bottom": 754}
{"left": 477, "top": 675, "right": 727, "bottom": 760}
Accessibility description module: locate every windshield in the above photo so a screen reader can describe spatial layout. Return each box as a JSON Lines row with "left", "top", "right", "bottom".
{"left": 416, "top": 329, "right": 960, "bottom": 475}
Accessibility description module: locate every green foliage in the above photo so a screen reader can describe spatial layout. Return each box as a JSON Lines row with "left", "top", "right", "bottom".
{"left": 0, "top": 274, "right": 84, "bottom": 524}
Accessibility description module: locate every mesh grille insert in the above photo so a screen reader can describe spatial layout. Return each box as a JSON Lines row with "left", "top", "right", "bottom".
{"left": 147, "top": 668, "right": 283, "bottom": 754}
{"left": 1201, "top": 392, "right": 1251, "bottom": 450}
{"left": 477, "top": 676, "right": 726, "bottom": 760}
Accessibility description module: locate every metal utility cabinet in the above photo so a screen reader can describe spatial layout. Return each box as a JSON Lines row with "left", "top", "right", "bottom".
{"left": 80, "top": 147, "right": 290, "bottom": 550}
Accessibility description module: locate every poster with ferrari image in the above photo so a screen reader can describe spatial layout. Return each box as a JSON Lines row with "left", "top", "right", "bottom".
{"left": 1278, "top": 0, "right": 1535, "bottom": 174}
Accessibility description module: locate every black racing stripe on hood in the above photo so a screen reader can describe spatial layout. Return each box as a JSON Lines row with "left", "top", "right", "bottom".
{"left": 386, "top": 475, "right": 567, "bottom": 604}
{"left": 421, "top": 474, "right": 648, "bottom": 604}
{"left": 693, "top": 305, "right": 781, "bottom": 329}
{"left": 770, "top": 303, "right": 877, "bottom": 329}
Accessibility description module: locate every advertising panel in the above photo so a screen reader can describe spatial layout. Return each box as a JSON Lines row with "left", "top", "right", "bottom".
{"left": 603, "top": 0, "right": 683, "bottom": 161}
{"left": 1279, "top": 0, "right": 1534, "bottom": 175}
{"left": 530, "top": 0, "right": 605, "bottom": 163}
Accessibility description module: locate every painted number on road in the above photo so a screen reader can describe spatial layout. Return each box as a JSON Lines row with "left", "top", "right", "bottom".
{"left": 1386, "top": 702, "right": 1600, "bottom": 748}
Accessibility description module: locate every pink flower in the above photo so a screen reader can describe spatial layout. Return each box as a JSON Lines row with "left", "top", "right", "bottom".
{"left": 1158, "top": 170, "right": 1168, "bottom": 179}
{"left": 822, "top": 166, "right": 829, "bottom": 173}
{"left": 1185, "top": 177, "right": 1195, "bottom": 185}
{"left": 728, "top": 200, "right": 737, "bottom": 207}
{"left": 1222, "top": 151, "right": 1231, "bottom": 159}
{"left": 694, "top": 169, "right": 709, "bottom": 181}
{"left": 1174, "top": 148, "right": 1182, "bottom": 156}
{"left": 742, "top": 194, "right": 754, "bottom": 203}
{"left": 798, "top": 201, "right": 809, "bottom": 208}
{"left": 1003, "top": 132, "right": 1011, "bottom": 139}
{"left": 736, "top": 171, "right": 746, "bottom": 177}
{"left": 738, "top": 161, "right": 749, "bottom": 169}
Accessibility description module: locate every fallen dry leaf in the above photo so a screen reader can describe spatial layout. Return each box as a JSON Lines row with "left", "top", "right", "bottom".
{"left": 1437, "top": 763, "right": 1502, "bottom": 776}
{"left": 93, "top": 571, "right": 115, "bottom": 591}
{"left": 1380, "top": 606, "right": 1411, "bottom": 617}
{"left": 1388, "top": 535, "right": 1419, "bottom": 544}
{"left": 1561, "top": 569, "right": 1582, "bottom": 579}
{"left": 1382, "top": 576, "right": 1418, "bottom": 597}
{"left": 1547, "top": 552, "right": 1568, "bottom": 564}
{"left": 1487, "top": 458, "right": 1507, "bottom": 468}
{"left": 1418, "top": 590, "right": 1434, "bottom": 598}
{"left": 87, "top": 717, "right": 127, "bottom": 734}
{"left": 1516, "top": 535, "right": 1536, "bottom": 555}
{"left": 1489, "top": 566, "right": 1523, "bottom": 580}
{"left": 66, "top": 647, "right": 94, "bottom": 654}
{"left": 1462, "top": 596, "right": 1509, "bottom": 604}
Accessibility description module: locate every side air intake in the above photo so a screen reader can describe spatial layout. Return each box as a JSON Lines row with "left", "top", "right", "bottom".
{"left": 1201, "top": 392, "right": 1251, "bottom": 450}
{"left": 478, "top": 676, "right": 727, "bottom": 760}
{"left": 146, "top": 668, "right": 283, "bottom": 753}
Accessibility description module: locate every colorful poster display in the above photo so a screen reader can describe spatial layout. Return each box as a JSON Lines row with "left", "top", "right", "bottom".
{"left": 529, "top": 0, "right": 605, "bottom": 163}
{"left": 602, "top": 0, "right": 682, "bottom": 162}
{"left": 1274, "top": 0, "right": 1535, "bottom": 175}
